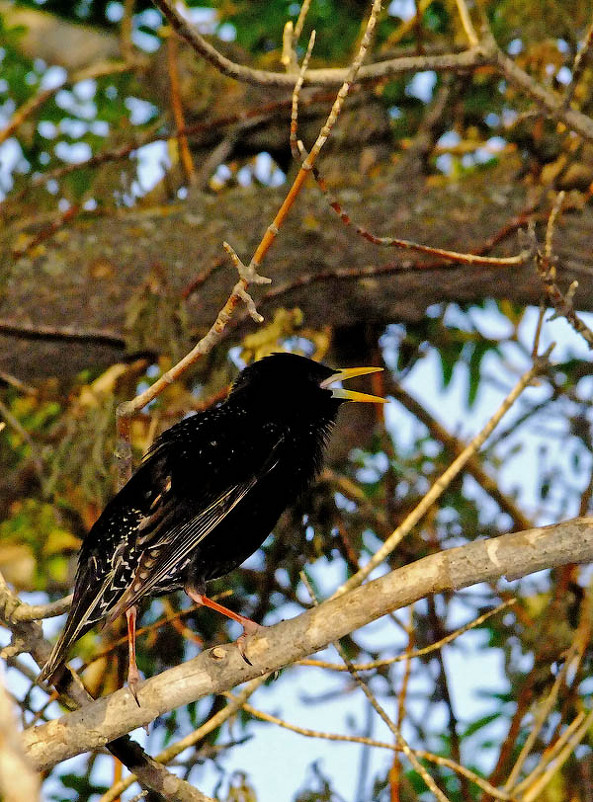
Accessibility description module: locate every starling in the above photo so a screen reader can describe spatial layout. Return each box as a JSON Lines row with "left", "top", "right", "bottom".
{"left": 39, "top": 353, "right": 385, "bottom": 701}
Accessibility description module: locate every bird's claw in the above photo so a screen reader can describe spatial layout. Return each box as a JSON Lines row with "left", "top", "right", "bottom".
{"left": 236, "top": 621, "right": 267, "bottom": 666}
{"left": 127, "top": 667, "right": 143, "bottom": 708}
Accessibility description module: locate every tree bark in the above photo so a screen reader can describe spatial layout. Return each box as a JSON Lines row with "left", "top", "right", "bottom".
{"left": 3, "top": 156, "right": 588, "bottom": 383}
{"left": 23, "top": 517, "right": 593, "bottom": 771}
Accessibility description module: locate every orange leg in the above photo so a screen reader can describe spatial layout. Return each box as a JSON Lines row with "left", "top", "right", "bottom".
{"left": 125, "top": 606, "right": 142, "bottom": 706}
{"left": 185, "top": 589, "right": 266, "bottom": 665}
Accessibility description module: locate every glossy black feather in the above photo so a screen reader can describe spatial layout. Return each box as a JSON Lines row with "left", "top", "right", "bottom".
{"left": 39, "top": 354, "right": 343, "bottom": 681}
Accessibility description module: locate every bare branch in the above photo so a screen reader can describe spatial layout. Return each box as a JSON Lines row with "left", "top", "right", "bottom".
{"left": 0, "top": 573, "right": 213, "bottom": 802}
{"left": 152, "top": 0, "right": 488, "bottom": 87}
{"left": 22, "top": 517, "right": 593, "bottom": 770}
{"left": 11, "top": 596, "right": 72, "bottom": 623}
{"left": 100, "top": 675, "right": 268, "bottom": 802}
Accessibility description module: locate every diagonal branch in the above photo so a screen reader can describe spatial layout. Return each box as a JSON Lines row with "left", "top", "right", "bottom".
{"left": 22, "top": 517, "right": 593, "bottom": 771}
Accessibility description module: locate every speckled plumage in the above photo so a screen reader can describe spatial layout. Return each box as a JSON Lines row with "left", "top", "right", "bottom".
{"left": 39, "top": 354, "right": 352, "bottom": 683}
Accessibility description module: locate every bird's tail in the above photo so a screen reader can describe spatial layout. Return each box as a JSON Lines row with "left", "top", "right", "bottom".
{"left": 38, "top": 617, "right": 80, "bottom": 683}
{"left": 38, "top": 596, "right": 97, "bottom": 684}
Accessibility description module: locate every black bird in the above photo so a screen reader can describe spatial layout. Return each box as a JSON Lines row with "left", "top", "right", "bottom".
{"left": 39, "top": 353, "right": 385, "bottom": 700}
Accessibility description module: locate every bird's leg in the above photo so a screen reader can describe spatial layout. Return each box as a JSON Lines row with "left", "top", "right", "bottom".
{"left": 186, "top": 588, "right": 266, "bottom": 666}
{"left": 125, "top": 606, "right": 142, "bottom": 706}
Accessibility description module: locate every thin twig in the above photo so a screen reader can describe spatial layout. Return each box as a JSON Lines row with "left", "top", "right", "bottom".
{"left": 0, "top": 398, "right": 44, "bottom": 478}
{"left": 298, "top": 600, "right": 515, "bottom": 671}
{"left": 11, "top": 206, "right": 80, "bottom": 261}
{"left": 505, "top": 593, "right": 592, "bottom": 791}
{"left": 293, "top": 0, "right": 313, "bottom": 44}
{"left": 290, "top": 31, "right": 317, "bottom": 160}
{"left": 512, "top": 711, "right": 585, "bottom": 795}
{"left": 300, "top": 573, "right": 453, "bottom": 802}
{"left": 99, "top": 675, "right": 268, "bottom": 802}
{"left": 531, "top": 301, "right": 546, "bottom": 361}
{"left": 391, "top": 605, "right": 414, "bottom": 801}
{"left": 537, "top": 193, "right": 593, "bottom": 350}
{"left": 387, "top": 381, "right": 533, "bottom": 530}
{"left": 166, "top": 34, "right": 195, "bottom": 184}
{"left": 247, "top": 0, "right": 383, "bottom": 278}
{"left": 302, "top": 161, "right": 534, "bottom": 267}
{"left": 386, "top": 0, "right": 432, "bottom": 48}
{"left": 333, "top": 349, "right": 553, "bottom": 597}
{"left": 236, "top": 698, "right": 513, "bottom": 800}
{"left": 120, "top": 0, "right": 135, "bottom": 62}
{"left": 521, "top": 709, "right": 593, "bottom": 802}
{"left": 562, "top": 18, "right": 593, "bottom": 109}
{"left": 454, "top": 0, "right": 479, "bottom": 47}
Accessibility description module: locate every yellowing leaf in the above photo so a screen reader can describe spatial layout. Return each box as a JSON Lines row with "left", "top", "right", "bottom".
{"left": 0, "top": 543, "right": 36, "bottom": 590}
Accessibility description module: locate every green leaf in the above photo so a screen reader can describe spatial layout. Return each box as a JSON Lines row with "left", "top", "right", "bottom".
{"left": 462, "top": 711, "right": 502, "bottom": 738}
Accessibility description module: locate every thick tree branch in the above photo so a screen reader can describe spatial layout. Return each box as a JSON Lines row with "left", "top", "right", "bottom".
{"left": 23, "top": 517, "right": 593, "bottom": 771}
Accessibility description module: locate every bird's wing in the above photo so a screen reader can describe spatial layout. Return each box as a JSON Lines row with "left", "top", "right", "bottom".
{"left": 107, "top": 438, "right": 283, "bottom": 622}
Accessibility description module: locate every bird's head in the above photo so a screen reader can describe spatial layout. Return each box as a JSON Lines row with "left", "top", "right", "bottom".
{"left": 231, "top": 353, "right": 385, "bottom": 419}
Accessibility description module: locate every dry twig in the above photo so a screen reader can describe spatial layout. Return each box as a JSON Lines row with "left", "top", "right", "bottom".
{"left": 536, "top": 193, "right": 593, "bottom": 350}
{"left": 299, "top": 599, "right": 515, "bottom": 672}
{"left": 99, "top": 675, "right": 268, "bottom": 802}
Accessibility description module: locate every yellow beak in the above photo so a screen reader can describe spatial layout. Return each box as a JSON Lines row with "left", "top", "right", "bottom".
{"left": 320, "top": 366, "right": 387, "bottom": 404}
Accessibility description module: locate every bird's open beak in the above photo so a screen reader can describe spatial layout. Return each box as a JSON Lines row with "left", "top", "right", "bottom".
{"left": 320, "top": 366, "right": 387, "bottom": 403}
